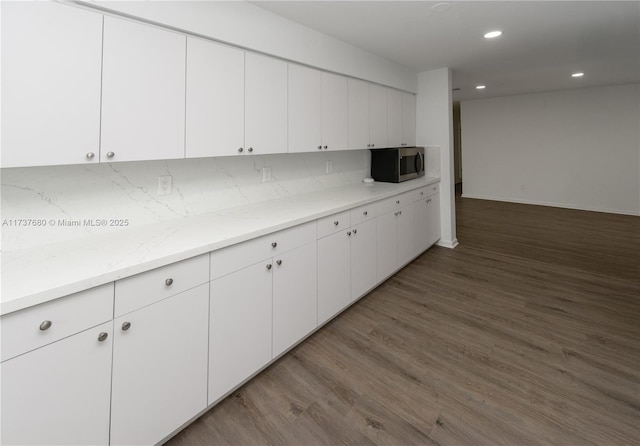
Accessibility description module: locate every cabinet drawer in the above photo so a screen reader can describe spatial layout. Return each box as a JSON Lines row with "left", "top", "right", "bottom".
{"left": 413, "top": 184, "right": 439, "bottom": 202}
{"left": 350, "top": 204, "right": 376, "bottom": 226}
{"left": 115, "top": 254, "right": 209, "bottom": 317}
{"left": 317, "top": 211, "right": 351, "bottom": 239}
{"left": 1, "top": 283, "right": 114, "bottom": 362}
{"left": 211, "top": 221, "right": 316, "bottom": 280}
{"left": 376, "top": 191, "right": 413, "bottom": 215}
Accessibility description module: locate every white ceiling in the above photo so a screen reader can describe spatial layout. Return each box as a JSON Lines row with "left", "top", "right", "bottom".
{"left": 252, "top": 1, "right": 640, "bottom": 101}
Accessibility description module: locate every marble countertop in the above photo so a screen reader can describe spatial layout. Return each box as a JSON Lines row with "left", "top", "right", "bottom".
{"left": 1, "top": 176, "right": 440, "bottom": 315}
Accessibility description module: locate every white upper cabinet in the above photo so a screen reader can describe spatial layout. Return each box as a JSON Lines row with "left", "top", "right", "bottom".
{"left": 245, "top": 53, "right": 288, "bottom": 155}
{"left": 288, "top": 64, "right": 322, "bottom": 153}
{"left": 369, "top": 83, "right": 388, "bottom": 149}
{"left": 101, "top": 17, "right": 186, "bottom": 163}
{"left": 348, "top": 79, "right": 371, "bottom": 150}
{"left": 402, "top": 92, "right": 417, "bottom": 147}
{"left": 321, "top": 72, "right": 349, "bottom": 151}
{"left": 0, "top": 2, "right": 103, "bottom": 168}
{"left": 186, "top": 38, "right": 245, "bottom": 158}
{"left": 288, "top": 66, "right": 349, "bottom": 153}
{"left": 387, "top": 88, "right": 403, "bottom": 147}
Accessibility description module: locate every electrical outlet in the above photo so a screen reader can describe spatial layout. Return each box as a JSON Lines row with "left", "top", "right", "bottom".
{"left": 262, "top": 167, "right": 272, "bottom": 182}
{"left": 158, "top": 175, "right": 172, "bottom": 196}
{"left": 325, "top": 161, "right": 333, "bottom": 174}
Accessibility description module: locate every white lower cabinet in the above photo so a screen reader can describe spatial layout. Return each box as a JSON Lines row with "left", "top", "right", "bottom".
{"left": 414, "top": 184, "right": 441, "bottom": 254}
{"left": 350, "top": 218, "right": 378, "bottom": 300}
{"left": 376, "top": 192, "right": 415, "bottom": 280}
{"left": 272, "top": 242, "right": 318, "bottom": 357}
{"left": 110, "top": 284, "right": 209, "bottom": 446}
{"left": 1, "top": 322, "right": 113, "bottom": 445}
{"left": 209, "top": 260, "right": 272, "bottom": 404}
{"left": 317, "top": 229, "right": 351, "bottom": 325}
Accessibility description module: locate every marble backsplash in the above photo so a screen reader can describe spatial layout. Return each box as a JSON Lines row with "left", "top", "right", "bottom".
{"left": 1, "top": 147, "right": 440, "bottom": 252}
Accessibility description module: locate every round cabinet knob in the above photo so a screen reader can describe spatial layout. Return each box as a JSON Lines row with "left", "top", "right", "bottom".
{"left": 427, "top": 199, "right": 432, "bottom": 203}
{"left": 86, "top": 152, "right": 95, "bottom": 159}
{"left": 367, "top": 144, "right": 371, "bottom": 148}
{"left": 106, "top": 152, "right": 115, "bottom": 159}
{"left": 396, "top": 200, "right": 400, "bottom": 204}
{"left": 323, "top": 145, "right": 328, "bottom": 149}
{"left": 266, "top": 263, "right": 272, "bottom": 270}
{"left": 248, "top": 147, "right": 253, "bottom": 153}
{"left": 238, "top": 147, "right": 244, "bottom": 153}
{"left": 317, "top": 145, "right": 322, "bottom": 150}
{"left": 347, "top": 231, "right": 352, "bottom": 236}
{"left": 98, "top": 332, "right": 108, "bottom": 342}
{"left": 398, "top": 211, "right": 402, "bottom": 216}
{"left": 420, "top": 192, "right": 424, "bottom": 196}
{"left": 39, "top": 320, "right": 52, "bottom": 331}
{"left": 271, "top": 242, "right": 277, "bottom": 248}
{"left": 165, "top": 278, "right": 174, "bottom": 287}
{"left": 353, "top": 229, "right": 358, "bottom": 234}
{"left": 334, "top": 221, "right": 339, "bottom": 226}
{"left": 371, "top": 144, "right": 375, "bottom": 148}
{"left": 122, "top": 322, "right": 131, "bottom": 331}
{"left": 276, "top": 259, "right": 282, "bottom": 266}
{"left": 363, "top": 211, "right": 368, "bottom": 216}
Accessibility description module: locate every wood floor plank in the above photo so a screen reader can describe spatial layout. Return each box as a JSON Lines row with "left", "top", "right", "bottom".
{"left": 168, "top": 197, "right": 640, "bottom": 446}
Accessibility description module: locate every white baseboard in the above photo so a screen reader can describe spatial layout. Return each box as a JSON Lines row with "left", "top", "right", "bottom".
{"left": 437, "top": 238, "right": 459, "bottom": 249}
{"left": 460, "top": 194, "right": 640, "bottom": 217}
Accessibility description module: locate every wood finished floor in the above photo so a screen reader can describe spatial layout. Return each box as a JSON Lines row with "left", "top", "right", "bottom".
{"left": 168, "top": 197, "right": 640, "bottom": 446}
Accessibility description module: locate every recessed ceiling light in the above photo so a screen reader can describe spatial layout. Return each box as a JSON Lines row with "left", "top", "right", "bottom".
{"left": 571, "top": 72, "right": 585, "bottom": 78}
{"left": 484, "top": 30, "right": 503, "bottom": 39}
{"left": 476, "top": 85, "right": 486, "bottom": 90}
{"left": 431, "top": 3, "right": 450, "bottom": 13}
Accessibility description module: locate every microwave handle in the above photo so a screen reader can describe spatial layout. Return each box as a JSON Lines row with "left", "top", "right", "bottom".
{"left": 415, "top": 152, "right": 423, "bottom": 174}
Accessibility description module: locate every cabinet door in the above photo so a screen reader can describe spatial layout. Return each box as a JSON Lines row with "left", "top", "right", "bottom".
{"left": 322, "top": 72, "right": 349, "bottom": 151}
{"left": 273, "top": 243, "right": 317, "bottom": 357}
{"left": 111, "top": 284, "right": 209, "bottom": 446}
{"left": 186, "top": 38, "right": 244, "bottom": 158}
{"left": 426, "top": 193, "right": 441, "bottom": 247}
{"left": 387, "top": 88, "right": 403, "bottom": 147}
{"left": 351, "top": 218, "right": 378, "bottom": 301}
{"left": 101, "top": 16, "right": 186, "bottom": 163}
{"left": 369, "top": 83, "right": 388, "bottom": 149}
{"left": 245, "top": 53, "right": 288, "bottom": 155}
{"left": 288, "top": 64, "right": 322, "bottom": 153}
{"left": 402, "top": 92, "right": 417, "bottom": 147}
{"left": 209, "top": 261, "right": 273, "bottom": 404}
{"left": 397, "top": 205, "right": 415, "bottom": 267}
{"left": 348, "top": 78, "right": 370, "bottom": 150}
{"left": 1, "top": 322, "right": 112, "bottom": 445}
{"left": 317, "top": 231, "right": 351, "bottom": 325}
{"left": 414, "top": 198, "right": 431, "bottom": 255}
{"left": 376, "top": 211, "right": 398, "bottom": 281}
{"left": 1, "top": 1, "right": 103, "bottom": 168}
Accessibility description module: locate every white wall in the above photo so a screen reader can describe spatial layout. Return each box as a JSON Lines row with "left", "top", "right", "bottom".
{"left": 417, "top": 68, "right": 457, "bottom": 248}
{"left": 461, "top": 83, "right": 640, "bottom": 215}
{"left": 86, "top": 0, "right": 417, "bottom": 92}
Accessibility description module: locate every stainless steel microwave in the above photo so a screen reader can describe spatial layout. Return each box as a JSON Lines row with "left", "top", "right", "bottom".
{"left": 370, "top": 146, "right": 425, "bottom": 183}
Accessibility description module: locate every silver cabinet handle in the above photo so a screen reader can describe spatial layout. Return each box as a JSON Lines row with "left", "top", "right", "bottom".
{"left": 122, "top": 322, "right": 131, "bottom": 331}
{"left": 266, "top": 263, "right": 272, "bottom": 270}
{"left": 353, "top": 229, "right": 358, "bottom": 234}
{"left": 323, "top": 145, "right": 328, "bottom": 149}
{"left": 317, "top": 145, "right": 322, "bottom": 150}
{"left": 398, "top": 211, "right": 402, "bottom": 216}
{"left": 238, "top": 147, "right": 244, "bottom": 153}
{"left": 396, "top": 200, "right": 400, "bottom": 204}
{"left": 39, "top": 320, "right": 52, "bottom": 331}
{"left": 347, "top": 231, "right": 351, "bottom": 236}
{"left": 106, "top": 152, "right": 115, "bottom": 159}
{"left": 363, "top": 211, "right": 368, "bottom": 216}
{"left": 367, "top": 144, "right": 371, "bottom": 148}
{"left": 271, "top": 242, "right": 277, "bottom": 248}
{"left": 248, "top": 147, "right": 253, "bottom": 153}
{"left": 276, "top": 259, "right": 282, "bottom": 266}
{"left": 98, "top": 332, "right": 108, "bottom": 342}
{"left": 371, "top": 144, "right": 375, "bottom": 148}
{"left": 165, "top": 278, "right": 173, "bottom": 286}
{"left": 86, "top": 152, "right": 95, "bottom": 159}
{"left": 334, "top": 221, "right": 339, "bottom": 226}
